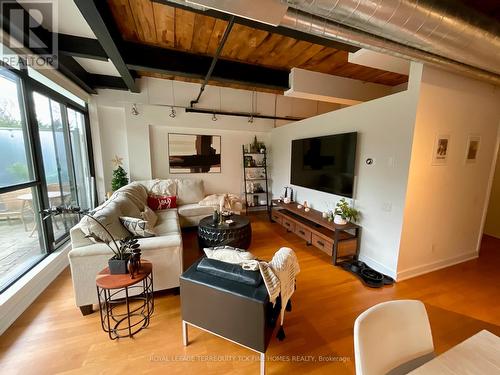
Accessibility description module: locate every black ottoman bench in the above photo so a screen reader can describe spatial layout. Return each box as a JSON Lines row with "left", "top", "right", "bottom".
{"left": 180, "top": 257, "right": 278, "bottom": 375}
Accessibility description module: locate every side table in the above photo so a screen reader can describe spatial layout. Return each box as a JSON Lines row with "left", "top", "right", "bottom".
{"left": 96, "top": 260, "right": 154, "bottom": 339}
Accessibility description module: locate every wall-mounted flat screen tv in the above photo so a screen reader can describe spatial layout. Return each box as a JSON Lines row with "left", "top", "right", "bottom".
{"left": 290, "top": 132, "right": 357, "bottom": 198}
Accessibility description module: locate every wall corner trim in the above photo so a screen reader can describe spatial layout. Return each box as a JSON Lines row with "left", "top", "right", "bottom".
{"left": 357, "top": 254, "right": 397, "bottom": 280}
{"left": 397, "top": 251, "right": 479, "bottom": 281}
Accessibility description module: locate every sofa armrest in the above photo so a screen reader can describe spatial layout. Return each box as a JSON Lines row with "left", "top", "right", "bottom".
{"left": 70, "top": 223, "right": 94, "bottom": 248}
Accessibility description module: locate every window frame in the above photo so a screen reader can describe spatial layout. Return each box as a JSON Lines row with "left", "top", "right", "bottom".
{"left": 0, "top": 60, "right": 94, "bottom": 293}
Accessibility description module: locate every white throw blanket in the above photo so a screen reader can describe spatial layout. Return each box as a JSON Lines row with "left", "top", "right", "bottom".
{"left": 203, "top": 246, "right": 300, "bottom": 331}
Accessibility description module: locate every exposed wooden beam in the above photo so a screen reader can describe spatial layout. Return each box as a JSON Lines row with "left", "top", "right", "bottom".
{"left": 74, "top": 0, "right": 139, "bottom": 92}
{"left": 122, "top": 42, "right": 289, "bottom": 90}
{"left": 57, "top": 34, "right": 108, "bottom": 61}
{"left": 152, "top": 0, "right": 360, "bottom": 53}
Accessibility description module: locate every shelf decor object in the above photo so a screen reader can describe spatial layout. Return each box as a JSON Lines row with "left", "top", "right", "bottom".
{"left": 242, "top": 145, "right": 270, "bottom": 218}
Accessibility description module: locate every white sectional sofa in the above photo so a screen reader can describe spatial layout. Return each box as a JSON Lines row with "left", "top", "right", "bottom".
{"left": 69, "top": 178, "right": 241, "bottom": 315}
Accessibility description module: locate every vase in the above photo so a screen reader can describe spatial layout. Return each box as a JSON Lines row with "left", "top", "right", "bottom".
{"left": 213, "top": 210, "right": 219, "bottom": 225}
{"left": 334, "top": 215, "right": 348, "bottom": 225}
{"left": 108, "top": 255, "right": 130, "bottom": 274}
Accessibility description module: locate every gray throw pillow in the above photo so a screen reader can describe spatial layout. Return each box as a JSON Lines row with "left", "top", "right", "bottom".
{"left": 119, "top": 216, "right": 156, "bottom": 238}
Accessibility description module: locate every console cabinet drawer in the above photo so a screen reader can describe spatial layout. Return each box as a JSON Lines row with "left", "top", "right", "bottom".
{"left": 282, "top": 217, "right": 295, "bottom": 232}
{"left": 312, "top": 234, "right": 333, "bottom": 256}
{"left": 271, "top": 210, "right": 283, "bottom": 224}
{"left": 295, "top": 224, "right": 312, "bottom": 243}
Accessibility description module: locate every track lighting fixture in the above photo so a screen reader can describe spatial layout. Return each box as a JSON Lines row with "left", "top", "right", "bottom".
{"left": 212, "top": 112, "right": 217, "bottom": 121}
{"left": 131, "top": 104, "right": 139, "bottom": 116}
{"left": 248, "top": 115, "right": 254, "bottom": 123}
{"left": 169, "top": 107, "right": 176, "bottom": 118}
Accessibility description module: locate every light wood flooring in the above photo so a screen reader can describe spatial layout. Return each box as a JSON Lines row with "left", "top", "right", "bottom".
{"left": 1, "top": 215, "right": 499, "bottom": 374}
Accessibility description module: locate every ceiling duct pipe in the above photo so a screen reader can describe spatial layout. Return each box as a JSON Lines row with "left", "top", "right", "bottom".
{"left": 281, "top": 0, "right": 500, "bottom": 85}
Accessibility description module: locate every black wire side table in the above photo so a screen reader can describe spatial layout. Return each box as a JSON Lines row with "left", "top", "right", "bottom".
{"left": 96, "top": 260, "right": 154, "bottom": 340}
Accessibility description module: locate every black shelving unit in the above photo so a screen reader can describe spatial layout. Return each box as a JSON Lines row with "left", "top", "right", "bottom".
{"left": 242, "top": 146, "right": 270, "bottom": 218}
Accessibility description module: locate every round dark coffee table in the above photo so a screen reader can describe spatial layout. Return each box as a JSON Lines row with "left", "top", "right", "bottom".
{"left": 198, "top": 214, "right": 252, "bottom": 250}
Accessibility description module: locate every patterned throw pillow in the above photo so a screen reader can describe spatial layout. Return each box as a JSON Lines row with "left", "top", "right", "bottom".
{"left": 147, "top": 195, "right": 177, "bottom": 210}
{"left": 119, "top": 217, "right": 156, "bottom": 238}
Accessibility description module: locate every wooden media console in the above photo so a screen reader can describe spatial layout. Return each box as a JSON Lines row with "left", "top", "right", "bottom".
{"left": 271, "top": 200, "right": 361, "bottom": 265}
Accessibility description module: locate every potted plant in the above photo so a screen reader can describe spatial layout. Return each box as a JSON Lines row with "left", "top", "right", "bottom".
{"left": 333, "top": 198, "right": 359, "bottom": 225}
{"left": 41, "top": 205, "right": 140, "bottom": 274}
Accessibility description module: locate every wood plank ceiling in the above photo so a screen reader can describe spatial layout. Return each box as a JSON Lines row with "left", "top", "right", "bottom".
{"left": 107, "top": 0, "right": 408, "bottom": 91}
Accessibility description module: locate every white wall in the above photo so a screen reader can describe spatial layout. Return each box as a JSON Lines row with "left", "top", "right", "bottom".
{"left": 270, "top": 63, "right": 423, "bottom": 278}
{"left": 149, "top": 124, "right": 269, "bottom": 196}
{"left": 90, "top": 77, "right": 340, "bottom": 199}
{"left": 397, "top": 66, "right": 500, "bottom": 280}
{"left": 96, "top": 106, "right": 128, "bottom": 193}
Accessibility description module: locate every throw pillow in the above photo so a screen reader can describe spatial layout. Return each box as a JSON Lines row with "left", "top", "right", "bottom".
{"left": 119, "top": 216, "right": 156, "bottom": 238}
{"left": 147, "top": 195, "right": 177, "bottom": 210}
{"left": 140, "top": 206, "right": 158, "bottom": 227}
{"left": 176, "top": 179, "right": 204, "bottom": 205}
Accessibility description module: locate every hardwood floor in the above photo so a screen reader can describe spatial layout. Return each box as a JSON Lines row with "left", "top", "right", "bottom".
{"left": 1, "top": 215, "right": 499, "bottom": 374}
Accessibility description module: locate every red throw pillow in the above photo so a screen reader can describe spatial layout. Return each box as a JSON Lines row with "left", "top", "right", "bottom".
{"left": 147, "top": 195, "right": 177, "bottom": 210}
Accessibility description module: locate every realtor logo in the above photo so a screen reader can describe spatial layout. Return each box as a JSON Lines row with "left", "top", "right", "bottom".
{"left": 0, "top": 0, "right": 58, "bottom": 69}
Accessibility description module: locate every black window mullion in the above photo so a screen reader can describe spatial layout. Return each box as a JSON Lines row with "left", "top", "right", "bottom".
{"left": 23, "top": 82, "right": 54, "bottom": 251}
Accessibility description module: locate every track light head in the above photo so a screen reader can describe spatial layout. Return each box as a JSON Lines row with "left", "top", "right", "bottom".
{"left": 212, "top": 113, "right": 217, "bottom": 121}
{"left": 131, "top": 104, "right": 139, "bottom": 116}
{"left": 169, "top": 107, "right": 176, "bottom": 118}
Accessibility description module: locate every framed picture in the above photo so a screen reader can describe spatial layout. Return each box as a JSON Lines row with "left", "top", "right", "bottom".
{"left": 432, "top": 134, "right": 450, "bottom": 165}
{"left": 168, "top": 133, "right": 221, "bottom": 174}
{"left": 465, "top": 135, "right": 481, "bottom": 164}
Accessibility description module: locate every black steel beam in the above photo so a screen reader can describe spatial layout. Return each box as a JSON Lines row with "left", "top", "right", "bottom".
{"left": 122, "top": 42, "right": 289, "bottom": 90}
{"left": 58, "top": 34, "right": 108, "bottom": 61}
{"left": 185, "top": 107, "right": 304, "bottom": 121}
{"left": 74, "top": 0, "right": 139, "bottom": 92}
{"left": 191, "top": 16, "right": 235, "bottom": 107}
{"left": 0, "top": 1, "right": 97, "bottom": 94}
{"left": 89, "top": 74, "right": 128, "bottom": 90}
{"left": 153, "top": 0, "right": 360, "bottom": 53}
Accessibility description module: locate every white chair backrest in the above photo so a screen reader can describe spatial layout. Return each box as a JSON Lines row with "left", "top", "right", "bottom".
{"left": 354, "top": 300, "right": 434, "bottom": 375}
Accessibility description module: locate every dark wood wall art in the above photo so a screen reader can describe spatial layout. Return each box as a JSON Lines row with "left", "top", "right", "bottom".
{"left": 168, "top": 133, "right": 221, "bottom": 173}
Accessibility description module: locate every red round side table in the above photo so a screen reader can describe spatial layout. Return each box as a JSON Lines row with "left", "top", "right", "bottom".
{"left": 96, "top": 260, "right": 154, "bottom": 339}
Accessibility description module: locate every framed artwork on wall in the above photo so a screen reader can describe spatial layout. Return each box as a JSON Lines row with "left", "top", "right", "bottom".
{"left": 432, "top": 134, "right": 451, "bottom": 166}
{"left": 465, "top": 135, "right": 481, "bottom": 164}
{"left": 168, "top": 133, "right": 221, "bottom": 174}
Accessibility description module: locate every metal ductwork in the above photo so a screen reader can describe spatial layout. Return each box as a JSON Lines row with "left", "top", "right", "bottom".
{"left": 282, "top": 0, "right": 500, "bottom": 84}
{"left": 173, "top": 0, "right": 500, "bottom": 85}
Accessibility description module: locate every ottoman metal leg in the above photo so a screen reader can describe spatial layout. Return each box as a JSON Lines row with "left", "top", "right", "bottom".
{"left": 182, "top": 320, "right": 189, "bottom": 346}
{"left": 260, "top": 352, "right": 265, "bottom": 375}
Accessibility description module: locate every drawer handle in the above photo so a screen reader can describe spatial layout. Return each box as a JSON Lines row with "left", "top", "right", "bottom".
{"left": 299, "top": 230, "right": 305, "bottom": 235}
{"left": 317, "top": 240, "right": 324, "bottom": 247}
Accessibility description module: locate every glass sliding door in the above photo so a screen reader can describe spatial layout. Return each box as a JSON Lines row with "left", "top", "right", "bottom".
{"left": 33, "top": 93, "right": 79, "bottom": 243}
{"left": 0, "top": 68, "right": 45, "bottom": 291}
{"left": 67, "top": 108, "right": 91, "bottom": 210}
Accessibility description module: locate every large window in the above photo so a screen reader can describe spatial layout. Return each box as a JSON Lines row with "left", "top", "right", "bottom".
{"left": 0, "top": 63, "right": 93, "bottom": 292}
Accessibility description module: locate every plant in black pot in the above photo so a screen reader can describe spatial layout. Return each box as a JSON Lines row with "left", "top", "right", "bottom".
{"left": 40, "top": 205, "right": 141, "bottom": 275}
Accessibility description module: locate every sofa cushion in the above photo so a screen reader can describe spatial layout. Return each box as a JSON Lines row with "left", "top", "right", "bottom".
{"left": 148, "top": 195, "right": 177, "bottom": 210}
{"left": 80, "top": 194, "right": 131, "bottom": 242}
{"left": 197, "top": 257, "right": 262, "bottom": 286}
{"left": 176, "top": 179, "right": 204, "bottom": 205}
{"left": 178, "top": 203, "right": 215, "bottom": 218}
{"left": 154, "top": 209, "right": 181, "bottom": 236}
{"left": 120, "top": 216, "right": 155, "bottom": 237}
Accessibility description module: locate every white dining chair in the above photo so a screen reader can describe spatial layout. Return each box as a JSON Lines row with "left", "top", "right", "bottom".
{"left": 354, "top": 300, "right": 435, "bottom": 375}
